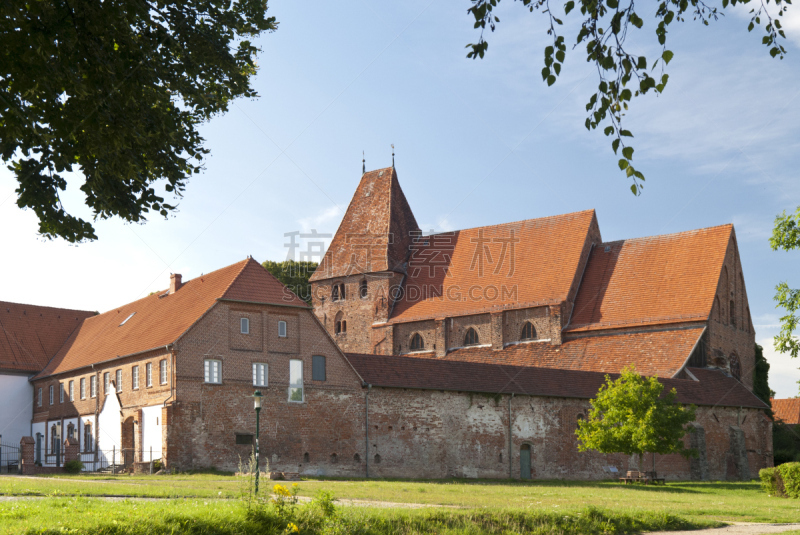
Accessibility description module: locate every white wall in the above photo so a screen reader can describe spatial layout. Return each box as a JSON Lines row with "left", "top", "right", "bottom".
{"left": 0, "top": 373, "right": 33, "bottom": 447}
{"left": 97, "top": 392, "right": 121, "bottom": 467}
{"left": 141, "top": 405, "right": 162, "bottom": 461}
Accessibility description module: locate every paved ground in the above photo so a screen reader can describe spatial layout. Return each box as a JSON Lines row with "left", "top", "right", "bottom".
{"left": 647, "top": 523, "right": 800, "bottom": 535}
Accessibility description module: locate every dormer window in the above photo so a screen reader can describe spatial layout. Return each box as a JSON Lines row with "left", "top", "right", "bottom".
{"left": 521, "top": 322, "right": 537, "bottom": 341}
{"left": 240, "top": 317, "right": 250, "bottom": 334}
{"left": 410, "top": 333, "right": 424, "bottom": 351}
{"left": 464, "top": 328, "right": 479, "bottom": 346}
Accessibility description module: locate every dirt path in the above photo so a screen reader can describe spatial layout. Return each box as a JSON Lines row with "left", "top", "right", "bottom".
{"left": 647, "top": 523, "right": 800, "bottom": 535}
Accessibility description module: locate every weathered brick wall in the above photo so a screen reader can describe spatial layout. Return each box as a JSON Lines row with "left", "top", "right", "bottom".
{"left": 707, "top": 233, "right": 756, "bottom": 390}
{"left": 503, "top": 307, "right": 552, "bottom": 344}
{"left": 393, "top": 319, "right": 436, "bottom": 354}
{"left": 447, "top": 314, "right": 492, "bottom": 350}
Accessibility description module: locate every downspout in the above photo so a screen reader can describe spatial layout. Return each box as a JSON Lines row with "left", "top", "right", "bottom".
{"left": 163, "top": 346, "right": 176, "bottom": 407}
{"left": 365, "top": 384, "right": 371, "bottom": 478}
{"left": 508, "top": 393, "right": 515, "bottom": 479}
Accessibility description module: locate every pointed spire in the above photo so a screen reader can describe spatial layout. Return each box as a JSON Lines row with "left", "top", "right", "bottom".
{"left": 391, "top": 144, "right": 395, "bottom": 169}
{"left": 362, "top": 151, "right": 365, "bottom": 175}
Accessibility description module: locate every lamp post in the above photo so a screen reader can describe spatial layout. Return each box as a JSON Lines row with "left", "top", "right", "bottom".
{"left": 252, "top": 390, "right": 263, "bottom": 494}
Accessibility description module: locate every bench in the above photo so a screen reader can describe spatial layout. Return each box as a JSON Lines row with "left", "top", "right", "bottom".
{"left": 619, "top": 470, "right": 666, "bottom": 485}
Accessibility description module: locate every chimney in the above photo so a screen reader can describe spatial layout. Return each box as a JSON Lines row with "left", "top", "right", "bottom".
{"left": 170, "top": 273, "right": 182, "bottom": 293}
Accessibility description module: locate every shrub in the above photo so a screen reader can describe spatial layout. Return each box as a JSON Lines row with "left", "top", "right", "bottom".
{"left": 761, "top": 462, "right": 800, "bottom": 498}
{"left": 63, "top": 460, "right": 84, "bottom": 474}
{"left": 153, "top": 458, "right": 162, "bottom": 471}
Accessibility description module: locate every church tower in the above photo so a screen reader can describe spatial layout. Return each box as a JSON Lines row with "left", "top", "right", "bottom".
{"left": 310, "top": 167, "right": 420, "bottom": 354}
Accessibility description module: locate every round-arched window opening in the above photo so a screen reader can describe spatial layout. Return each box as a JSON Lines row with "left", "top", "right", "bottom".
{"left": 410, "top": 333, "right": 424, "bottom": 351}
{"left": 303, "top": 452, "right": 310, "bottom": 463}
{"left": 374, "top": 454, "right": 382, "bottom": 464}
{"left": 353, "top": 453, "right": 361, "bottom": 463}
{"left": 521, "top": 321, "right": 537, "bottom": 341}
{"left": 464, "top": 327, "right": 479, "bottom": 346}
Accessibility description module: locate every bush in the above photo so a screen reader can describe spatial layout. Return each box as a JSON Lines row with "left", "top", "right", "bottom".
{"left": 153, "top": 458, "right": 163, "bottom": 471}
{"left": 761, "top": 462, "right": 800, "bottom": 498}
{"left": 63, "top": 459, "right": 84, "bottom": 474}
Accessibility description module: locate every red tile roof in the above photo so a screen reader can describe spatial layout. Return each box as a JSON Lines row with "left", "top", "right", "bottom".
{"left": 310, "top": 167, "right": 419, "bottom": 282}
{"left": 772, "top": 398, "right": 800, "bottom": 425}
{"left": 405, "top": 326, "right": 704, "bottom": 378}
{"left": 345, "top": 353, "right": 767, "bottom": 409}
{"left": 36, "top": 258, "right": 306, "bottom": 378}
{"left": 0, "top": 302, "right": 95, "bottom": 373}
{"left": 567, "top": 225, "right": 732, "bottom": 332}
{"left": 390, "top": 210, "right": 598, "bottom": 322}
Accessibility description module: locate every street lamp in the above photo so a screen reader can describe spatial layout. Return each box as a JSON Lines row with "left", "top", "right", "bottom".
{"left": 252, "top": 390, "right": 263, "bottom": 494}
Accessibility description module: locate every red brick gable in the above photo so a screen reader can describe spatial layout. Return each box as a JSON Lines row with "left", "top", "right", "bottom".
{"left": 0, "top": 301, "right": 95, "bottom": 373}
{"left": 402, "top": 326, "right": 704, "bottom": 378}
{"left": 389, "top": 210, "right": 598, "bottom": 322}
{"left": 567, "top": 225, "right": 732, "bottom": 332}
{"left": 772, "top": 398, "right": 800, "bottom": 425}
{"left": 36, "top": 258, "right": 304, "bottom": 378}
{"left": 310, "top": 167, "right": 419, "bottom": 282}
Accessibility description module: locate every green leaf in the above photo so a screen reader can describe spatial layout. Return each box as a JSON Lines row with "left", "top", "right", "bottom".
{"left": 547, "top": 75, "right": 557, "bottom": 86}
{"left": 630, "top": 184, "right": 639, "bottom": 195}
{"left": 619, "top": 129, "right": 633, "bottom": 137}
{"left": 556, "top": 50, "right": 565, "bottom": 62}
{"left": 622, "top": 146, "right": 634, "bottom": 159}
{"left": 565, "top": 0, "right": 575, "bottom": 14}
{"left": 662, "top": 50, "right": 674, "bottom": 64}
{"left": 612, "top": 138, "right": 620, "bottom": 154}
{"left": 604, "top": 126, "right": 615, "bottom": 136}
{"left": 618, "top": 159, "right": 629, "bottom": 170}
{"left": 626, "top": 165, "right": 634, "bottom": 177}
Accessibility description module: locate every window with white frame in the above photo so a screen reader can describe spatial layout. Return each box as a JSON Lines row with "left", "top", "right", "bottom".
{"left": 116, "top": 370, "right": 122, "bottom": 392}
{"left": 49, "top": 385, "right": 54, "bottom": 405}
{"left": 80, "top": 377, "right": 86, "bottom": 399}
{"left": 59, "top": 383, "right": 64, "bottom": 403}
{"left": 240, "top": 317, "right": 249, "bottom": 334}
{"left": 146, "top": 362, "right": 152, "bottom": 387}
{"left": 160, "top": 359, "right": 168, "bottom": 384}
{"left": 69, "top": 380, "right": 74, "bottom": 401}
{"left": 132, "top": 366, "right": 139, "bottom": 390}
{"left": 289, "top": 359, "right": 303, "bottom": 402}
{"left": 37, "top": 387, "right": 42, "bottom": 407}
{"left": 90, "top": 375, "right": 97, "bottom": 398}
{"left": 253, "top": 363, "right": 268, "bottom": 387}
{"left": 104, "top": 372, "right": 109, "bottom": 394}
{"left": 278, "top": 320, "right": 287, "bottom": 338}
{"left": 204, "top": 359, "right": 222, "bottom": 384}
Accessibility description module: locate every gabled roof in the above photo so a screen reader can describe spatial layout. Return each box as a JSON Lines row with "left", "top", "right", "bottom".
{"left": 310, "top": 167, "right": 419, "bottom": 282}
{"left": 36, "top": 258, "right": 307, "bottom": 378}
{"left": 567, "top": 225, "right": 732, "bottom": 332}
{"left": 0, "top": 302, "right": 95, "bottom": 373}
{"left": 399, "top": 326, "right": 704, "bottom": 378}
{"left": 772, "top": 398, "right": 800, "bottom": 425}
{"left": 389, "top": 210, "right": 598, "bottom": 322}
{"left": 345, "top": 353, "right": 767, "bottom": 409}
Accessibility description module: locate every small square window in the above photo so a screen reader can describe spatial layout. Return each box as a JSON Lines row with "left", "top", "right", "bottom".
{"left": 241, "top": 317, "right": 250, "bottom": 334}
{"left": 236, "top": 434, "right": 254, "bottom": 445}
{"left": 253, "top": 363, "right": 268, "bottom": 387}
{"left": 278, "top": 320, "right": 287, "bottom": 338}
{"left": 205, "top": 359, "right": 222, "bottom": 384}
{"left": 312, "top": 356, "right": 326, "bottom": 381}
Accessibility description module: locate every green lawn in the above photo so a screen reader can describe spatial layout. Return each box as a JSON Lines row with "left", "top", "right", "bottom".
{"left": 2, "top": 475, "right": 798, "bottom": 524}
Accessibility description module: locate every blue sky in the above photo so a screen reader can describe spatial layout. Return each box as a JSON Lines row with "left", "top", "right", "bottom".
{"left": 2, "top": 1, "right": 799, "bottom": 396}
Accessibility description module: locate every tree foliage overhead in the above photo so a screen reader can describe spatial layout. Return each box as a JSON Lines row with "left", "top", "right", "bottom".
{"left": 466, "top": 0, "right": 791, "bottom": 194}
{"left": 753, "top": 342, "right": 775, "bottom": 409}
{"left": 771, "top": 207, "right": 800, "bottom": 363}
{"left": 1, "top": 0, "right": 277, "bottom": 242}
{"left": 262, "top": 260, "right": 318, "bottom": 304}
{"left": 576, "top": 366, "right": 697, "bottom": 470}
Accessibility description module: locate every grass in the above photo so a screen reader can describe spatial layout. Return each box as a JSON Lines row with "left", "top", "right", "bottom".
{"left": 2, "top": 475, "right": 799, "bottom": 524}
{"left": 0, "top": 496, "right": 717, "bottom": 535}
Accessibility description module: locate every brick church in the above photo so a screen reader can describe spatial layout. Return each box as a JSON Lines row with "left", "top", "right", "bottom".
{"left": 2, "top": 165, "right": 771, "bottom": 481}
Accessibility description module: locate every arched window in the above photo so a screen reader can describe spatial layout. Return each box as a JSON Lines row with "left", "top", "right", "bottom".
{"left": 303, "top": 452, "right": 309, "bottom": 463}
{"left": 50, "top": 425, "right": 59, "bottom": 455}
{"left": 339, "top": 283, "right": 346, "bottom": 301}
{"left": 714, "top": 296, "right": 721, "bottom": 322}
{"left": 353, "top": 453, "right": 361, "bottom": 463}
{"left": 730, "top": 354, "right": 741, "bottom": 381}
{"left": 334, "top": 312, "right": 345, "bottom": 334}
{"left": 464, "top": 327, "right": 479, "bottom": 346}
{"left": 330, "top": 453, "right": 338, "bottom": 464}
{"left": 341, "top": 320, "right": 347, "bottom": 332}
{"left": 84, "top": 422, "right": 93, "bottom": 452}
{"left": 332, "top": 285, "right": 339, "bottom": 302}
{"left": 360, "top": 279, "right": 368, "bottom": 299}
{"left": 67, "top": 423, "right": 75, "bottom": 441}
{"left": 335, "top": 321, "right": 342, "bottom": 334}
{"left": 730, "top": 300, "right": 736, "bottom": 327}
{"left": 410, "top": 333, "right": 424, "bottom": 351}
{"left": 521, "top": 322, "right": 536, "bottom": 340}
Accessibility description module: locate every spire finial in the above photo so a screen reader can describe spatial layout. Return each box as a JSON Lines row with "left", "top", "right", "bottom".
{"left": 391, "top": 144, "right": 395, "bottom": 169}
{"left": 362, "top": 151, "right": 365, "bottom": 175}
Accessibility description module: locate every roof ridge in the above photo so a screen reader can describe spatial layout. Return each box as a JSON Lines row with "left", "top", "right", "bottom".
{"left": 600, "top": 223, "right": 733, "bottom": 246}
{"left": 0, "top": 300, "right": 95, "bottom": 315}
{"left": 220, "top": 258, "right": 260, "bottom": 300}
{"left": 423, "top": 209, "right": 596, "bottom": 237}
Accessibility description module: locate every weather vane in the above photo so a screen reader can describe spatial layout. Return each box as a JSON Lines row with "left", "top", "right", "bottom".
{"left": 362, "top": 150, "right": 365, "bottom": 175}
{"left": 391, "top": 144, "right": 395, "bottom": 169}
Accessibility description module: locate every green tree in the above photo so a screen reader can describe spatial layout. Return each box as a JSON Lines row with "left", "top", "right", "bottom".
{"left": 753, "top": 343, "right": 775, "bottom": 409}
{"left": 576, "top": 366, "right": 697, "bottom": 472}
{"left": 771, "top": 208, "right": 800, "bottom": 370}
{"left": 262, "top": 260, "right": 318, "bottom": 304}
{"left": 1, "top": 1, "right": 277, "bottom": 242}
{"left": 466, "top": 0, "right": 790, "bottom": 194}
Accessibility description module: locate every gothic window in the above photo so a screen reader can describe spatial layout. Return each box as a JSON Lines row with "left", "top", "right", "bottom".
{"left": 332, "top": 285, "right": 339, "bottom": 301}
{"left": 339, "top": 283, "right": 346, "bottom": 300}
{"left": 730, "top": 354, "right": 741, "bottom": 381}
{"left": 335, "top": 312, "right": 346, "bottom": 334}
{"left": 360, "top": 279, "right": 368, "bottom": 299}
{"left": 464, "top": 328, "right": 479, "bottom": 346}
{"left": 50, "top": 425, "right": 58, "bottom": 454}
{"left": 730, "top": 300, "right": 736, "bottom": 327}
{"left": 410, "top": 333, "right": 424, "bottom": 351}
{"left": 84, "top": 423, "right": 93, "bottom": 452}
{"left": 521, "top": 322, "right": 536, "bottom": 340}
{"left": 67, "top": 423, "right": 75, "bottom": 441}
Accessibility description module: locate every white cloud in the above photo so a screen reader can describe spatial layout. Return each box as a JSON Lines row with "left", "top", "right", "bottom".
{"left": 760, "top": 337, "right": 800, "bottom": 398}
{"left": 297, "top": 205, "right": 343, "bottom": 233}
